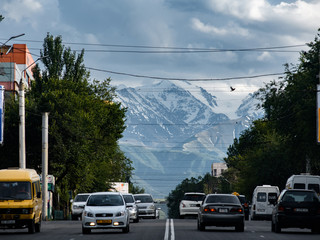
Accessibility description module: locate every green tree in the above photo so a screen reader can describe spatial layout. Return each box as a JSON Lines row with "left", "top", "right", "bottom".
{"left": 0, "top": 33, "right": 133, "bottom": 213}
{"left": 223, "top": 29, "right": 320, "bottom": 199}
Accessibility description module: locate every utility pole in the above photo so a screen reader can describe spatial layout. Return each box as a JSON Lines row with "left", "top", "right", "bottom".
{"left": 19, "top": 80, "right": 26, "bottom": 168}
{"left": 42, "top": 112, "right": 49, "bottom": 221}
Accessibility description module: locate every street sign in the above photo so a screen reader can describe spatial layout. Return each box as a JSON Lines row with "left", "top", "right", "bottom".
{"left": 0, "top": 86, "right": 4, "bottom": 145}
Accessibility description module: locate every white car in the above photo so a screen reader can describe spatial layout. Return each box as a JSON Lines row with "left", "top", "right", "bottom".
{"left": 82, "top": 192, "right": 130, "bottom": 234}
{"left": 122, "top": 193, "right": 139, "bottom": 223}
{"left": 179, "top": 192, "right": 205, "bottom": 218}
{"left": 71, "top": 193, "right": 91, "bottom": 220}
{"left": 134, "top": 194, "right": 156, "bottom": 219}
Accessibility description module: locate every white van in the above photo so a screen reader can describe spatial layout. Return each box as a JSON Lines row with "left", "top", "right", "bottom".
{"left": 251, "top": 185, "right": 279, "bottom": 220}
{"left": 286, "top": 174, "right": 320, "bottom": 194}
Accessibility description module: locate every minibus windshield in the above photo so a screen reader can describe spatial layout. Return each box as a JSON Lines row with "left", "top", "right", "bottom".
{"left": 0, "top": 182, "right": 32, "bottom": 200}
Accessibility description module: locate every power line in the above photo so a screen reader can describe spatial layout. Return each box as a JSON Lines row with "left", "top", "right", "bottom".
{"left": 86, "top": 67, "right": 284, "bottom": 81}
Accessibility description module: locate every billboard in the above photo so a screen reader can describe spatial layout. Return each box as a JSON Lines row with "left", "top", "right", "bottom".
{"left": 318, "top": 85, "right": 320, "bottom": 143}
{"left": 0, "top": 86, "right": 4, "bottom": 145}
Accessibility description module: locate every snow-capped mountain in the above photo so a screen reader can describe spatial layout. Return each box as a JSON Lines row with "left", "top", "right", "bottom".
{"left": 115, "top": 81, "right": 263, "bottom": 198}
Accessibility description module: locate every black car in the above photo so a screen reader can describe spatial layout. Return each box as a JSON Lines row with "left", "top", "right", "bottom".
{"left": 197, "top": 194, "right": 245, "bottom": 232}
{"left": 271, "top": 189, "right": 320, "bottom": 233}
{"left": 237, "top": 195, "right": 250, "bottom": 220}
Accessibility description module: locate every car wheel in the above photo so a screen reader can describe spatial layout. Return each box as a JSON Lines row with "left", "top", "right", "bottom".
{"left": 28, "top": 219, "right": 35, "bottom": 234}
{"left": 197, "top": 219, "right": 205, "bottom": 231}
{"left": 274, "top": 221, "right": 281, "bottom": 233}
{"left": 82, "top": 227, "right": 91, "bottom": 234}
{"left": 35, "top": 219, "right": 41, "bottom": 233}
{"left": 122, "top": 224, "right": 130, "bottom": 233}
{"left": 271, "top": 220, "right": 275, "bottom": 232}
{"left": 235, "top": 223, "right": 244, "bottom": 232}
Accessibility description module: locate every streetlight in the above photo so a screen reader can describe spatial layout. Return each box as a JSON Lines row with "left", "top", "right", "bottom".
{"left": 0, "top": 33, "right": 25, "bottom": 54}
{"left": 2, "top": 33, "right": 25, "bottom": 46}
{"left": 19, "top": 56, "right": 48, "bottom": 169}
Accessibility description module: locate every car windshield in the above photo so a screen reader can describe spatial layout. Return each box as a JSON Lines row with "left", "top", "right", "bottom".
{"left": 206, "top": 195, "right": 239, "bottom": 204}
{"left": 123, "top": 195, "right": 134, "bottom": 203}
{"left": 238, "top": 196, "right": 247, "bottom": 204}
{"left": 0, "top": 181, "right": 32, "bottom": 200}
{"left": 282, "top": 191, "right": 319, "bottom": 203}
{"left": 183, "top": 194, "right": 205, "bottom": 201}
{"left": 87, "top": 194, "right": 124, "bottom": 206}
{"left": 134, "top": 195, "right": 153, "bottom": 203}
{"left": 74, "top": 194, "right": 90, "bottom": 202}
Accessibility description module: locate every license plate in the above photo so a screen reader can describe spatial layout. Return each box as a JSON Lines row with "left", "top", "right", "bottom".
{"left": 1, "top": 220, "right": 15, "bottom": 224}
{"left": 257, "top": 209, "right": 265, "bottom": 212}
{"left": 294, "top": 208, "right": 308, "bottom": 213}
{"left": 97, "top": 220, "right": 112, "bottom": 224}
{"left": 219, "top": 208, "right": 228, "bottom": 213}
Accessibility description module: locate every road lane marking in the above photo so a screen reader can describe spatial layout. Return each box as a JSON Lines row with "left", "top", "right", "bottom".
{"left": 164, "top": 219, "right": 175, "bottom": 240}
{"left": 170, "top": 219, "right": 175, "bottom": 240}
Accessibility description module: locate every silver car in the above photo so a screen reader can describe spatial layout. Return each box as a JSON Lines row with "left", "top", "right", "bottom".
{"left": 122, "top": 193, "right": 139, "bottom": 223}
{"left": 82, "top": 192, "right": 130, "bottom": 234}
{"left": 71, "top": 193, "right": 91, "bottom": 220}
{"left": 134, "top": 194, "right": 156, "bottom": 219}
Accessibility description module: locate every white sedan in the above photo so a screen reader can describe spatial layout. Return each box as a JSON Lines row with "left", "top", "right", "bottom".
{"left": 82, "top": 192, "right": 130, "bottom": 234}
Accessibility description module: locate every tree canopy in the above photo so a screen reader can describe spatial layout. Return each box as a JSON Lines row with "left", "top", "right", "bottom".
{"left": 223, "top": 29, "right": 320, "bottom": 199}
{"left": 0, "top": 34, "right": 132, "bottom": 209}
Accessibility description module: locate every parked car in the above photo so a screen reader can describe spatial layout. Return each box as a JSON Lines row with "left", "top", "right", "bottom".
{"left": 82, "top": 192, "right": 130, "bottom": 234}
{"left": 271, "top": 189, "right": 320, "bottom": 233}
{"left": 134, "top": 194, "right": 156, "bottom": 219}
{"left": 71, "top": 193, "right": 91, "bottom": 220}
{"left": 197, "top": 194, "right": 245, "bottom": 232}
{"left": 179, "top": 192, "right": 205, "bottom": 218}
{"left": 122, "top": 193, "right": 139, "bottom": 223}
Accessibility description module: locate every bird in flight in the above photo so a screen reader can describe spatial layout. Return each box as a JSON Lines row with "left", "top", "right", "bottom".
{"left": 230, "top": 86, "right": 235, "bottom": 92}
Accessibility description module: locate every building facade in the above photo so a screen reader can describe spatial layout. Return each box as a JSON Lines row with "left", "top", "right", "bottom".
{"left": 211, "top": 162, "right": 228, "bottom": 177}
{"left": 0, "top": 44, "right": 35, "bottom": 97}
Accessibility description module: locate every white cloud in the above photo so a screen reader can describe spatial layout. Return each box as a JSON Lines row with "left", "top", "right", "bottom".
{"left": 191, "top": 18, "right": 250, "bottom": 37}
{"left": 257, "top": 52, "right": 272, "bottom": 61}
{"left": 206, "top": 0, "right": 269, "bottom": 21}
{"left": 3, "top": 0, "right": 59, "bottom": 29}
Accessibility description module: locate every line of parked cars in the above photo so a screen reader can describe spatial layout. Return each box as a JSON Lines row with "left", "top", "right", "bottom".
{"left": 71, "top": 192, "right": 158, "bottom": 234}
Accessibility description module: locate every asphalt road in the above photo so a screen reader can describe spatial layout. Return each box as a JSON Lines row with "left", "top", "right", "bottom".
{"left": 0, "top": 219, "right": 319, "bottom": 240}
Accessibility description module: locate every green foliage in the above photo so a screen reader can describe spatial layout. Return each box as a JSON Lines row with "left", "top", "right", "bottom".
{"left": 223, "top": 29, "right": 320, "bottom": 200}
{"left": 0, "top": 33, "right": 133, "bottom": 210}
{"left": 129, "top": 184, "right": 145, "bottom": 194}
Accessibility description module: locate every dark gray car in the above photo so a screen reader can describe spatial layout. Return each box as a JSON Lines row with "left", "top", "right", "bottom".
{"left": 197, "top": 194, "right": 245, "bottom": 232}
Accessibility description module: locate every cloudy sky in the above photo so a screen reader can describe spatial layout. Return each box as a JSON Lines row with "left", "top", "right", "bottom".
{"left": 1, "top": 0, "right": 320, "bottom": 117}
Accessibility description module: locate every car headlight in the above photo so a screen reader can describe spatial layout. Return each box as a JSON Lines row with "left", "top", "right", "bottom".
{"left": 149, "top": 205, "right": 155, "bottom": 210}
{"left": 115, "top": 211, "right": 125, "bottom": 217}
{"left": 83, "top": 211, "right": 94, "bottom": 217}
{"left": 21, "top": 208, "right": 33, "bottom": 214}
{"left": 73, "top": 205, "right": 80, "bottom": 209}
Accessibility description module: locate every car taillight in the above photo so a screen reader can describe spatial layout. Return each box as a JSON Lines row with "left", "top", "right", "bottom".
{"left": 230, "top": 207, "right": 243, "bottom": 213}
{"left": 203, "top": 207, "right": 216, "bottom": 213}
{"left": 181, "top": 203, "right": 186, "bottom": 208}
{"left": 278, "top": 206, "right": 285, "bottom": 212}
{"left": 243, "top": 203, "right": 248, "bottom": 208}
